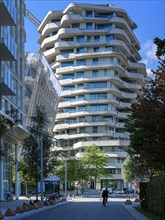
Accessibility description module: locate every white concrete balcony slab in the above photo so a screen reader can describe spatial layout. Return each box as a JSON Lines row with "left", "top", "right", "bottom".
{"left": 107, "top": 151, "right": 128, "bottom": 158}
{"left": 41, "top": 22, "right": 60, "bottom": 36}
{"left": 73, "top": 140, "right": 129, "bottom": 149}
{"left": 110, "top": 17, "right": 140, "bottom": 49}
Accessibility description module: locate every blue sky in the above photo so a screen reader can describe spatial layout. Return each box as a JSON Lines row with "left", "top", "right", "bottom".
{"left": 25, "top": 0, "right": 165, "bottom": 74}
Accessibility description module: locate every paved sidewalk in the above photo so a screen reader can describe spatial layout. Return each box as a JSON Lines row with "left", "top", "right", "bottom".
{"left": 0, "top": 196, "right": 70, "bottom": 219}
{"left": 122, "top": 202, "right": 149, "bottom": 220}
{"left": 0, "top": 196, "right": 31, "bottom": 215}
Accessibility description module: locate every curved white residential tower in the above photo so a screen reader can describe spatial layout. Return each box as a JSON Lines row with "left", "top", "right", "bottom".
{"left": 38, "top": 3, "right": 146, "bottom": 189}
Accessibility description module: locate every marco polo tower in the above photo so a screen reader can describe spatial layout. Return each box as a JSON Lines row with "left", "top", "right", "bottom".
{"left": 38, "top": 3, "right": 146, "bottom": 189}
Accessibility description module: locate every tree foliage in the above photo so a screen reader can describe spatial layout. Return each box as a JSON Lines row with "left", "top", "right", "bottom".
{"left": 19, "top": 106, "right": 57, "bottom": 195}
{"left": 55, "top": 158, "right": 86, "bottom": 189}
{"left": 126, "top": 38, "right": 165, "bottom": 178}
{"left": 122, "top": 155, "right": 147, "bottom": 182}
{"left": 81, "top": 145, "right": 109, "bottom": 188}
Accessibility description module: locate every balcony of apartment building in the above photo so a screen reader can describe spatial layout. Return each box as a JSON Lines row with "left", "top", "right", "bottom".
{"left": 0, "top": 26, "right": 17, "bottom": 60}
{"left": 0, "top": 0, "right": 16, "bottom": 25}
{"left": 0, "top": 62, "right": 16, "bottom": 96}
{"left": 72, "top": 139, "right": 130, "bottom": 150}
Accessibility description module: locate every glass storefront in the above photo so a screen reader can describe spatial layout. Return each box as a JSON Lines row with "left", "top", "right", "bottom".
{"left": 3, "top": 142, "right": 14, "bottom": 192}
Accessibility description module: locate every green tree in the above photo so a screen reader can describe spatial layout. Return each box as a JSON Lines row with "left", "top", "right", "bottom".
{"left": 56, "top": 157, "right": 86, "bottom": 191}
{"left": 126, "top": 38, "right": 165, "bottom": 178}
{"left": 19, "top": 106, "right": 57, "bottom": 198}
{"left": 81, "top": 145, "right": 109, "bottom": 189}
{"left": 121, "top": 155, "right": 146, "bottom": 183}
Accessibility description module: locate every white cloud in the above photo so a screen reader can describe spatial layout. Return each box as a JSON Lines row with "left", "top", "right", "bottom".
{"left": 146, "top": 68, "right": 153, "bottom": 77}
{"left": 140, "top": 39, "right": 158, "bottom": 72}
{"left": 141, "top": 39, "right": 157, "bottom": 60}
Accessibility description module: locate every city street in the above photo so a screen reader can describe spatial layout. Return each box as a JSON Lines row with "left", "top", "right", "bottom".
{"left": 22, "top": 197, "right": 134, "bottom": 220}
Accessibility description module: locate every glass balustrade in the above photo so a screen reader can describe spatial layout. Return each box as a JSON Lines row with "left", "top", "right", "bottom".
{"left": 0, "top": 26, "right": 17, "bottom": 59}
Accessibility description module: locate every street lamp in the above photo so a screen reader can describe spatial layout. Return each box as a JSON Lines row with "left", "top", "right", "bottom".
{"left": 26, "top": 126, "right": 57, "bottom": 206}
{"left": 59, "top": 152, "right": 69, "bottom": 196}
{"left": 26, "top": 127, "right": 44, "bottom": 205}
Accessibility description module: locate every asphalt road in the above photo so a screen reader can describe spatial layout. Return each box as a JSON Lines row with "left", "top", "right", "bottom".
{"left": 22, "top": 197, "right": 134, "bottom": 220}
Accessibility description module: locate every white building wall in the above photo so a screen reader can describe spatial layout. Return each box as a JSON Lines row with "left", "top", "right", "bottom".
{"left": 38, "top": 3, "right": 146, "bottom": 189}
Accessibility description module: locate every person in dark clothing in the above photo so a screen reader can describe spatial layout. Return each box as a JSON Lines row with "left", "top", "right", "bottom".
{"left": 102, "top": 188, "right": 109, "bottom": 206}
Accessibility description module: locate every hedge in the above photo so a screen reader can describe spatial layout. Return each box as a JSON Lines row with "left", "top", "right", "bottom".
{"left": 140, "top": 172, "right": 165, "bottom": 219}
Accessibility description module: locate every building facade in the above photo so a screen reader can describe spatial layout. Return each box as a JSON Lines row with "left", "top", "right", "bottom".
{"left": 0, "top": 0, "right": 27, "bottom": 200}
{"left": 25, "top": 52, "right": 61, "bottom": 133}
{"left": 38, "top": 3, "right": 146, "bottom": 189}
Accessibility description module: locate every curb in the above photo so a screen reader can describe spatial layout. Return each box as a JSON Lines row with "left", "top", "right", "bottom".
{"left": 122, "top": 203, "right": 149, "bottom": 220}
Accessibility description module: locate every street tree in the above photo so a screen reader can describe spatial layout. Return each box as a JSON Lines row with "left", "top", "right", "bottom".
{"left": 19, "top": 106, "right": 57, "bottom": 198}
{"left": 55, "top": 157, "right": 86, "bottom": 191}
{"left": 81, "top": 145, "right": 109, "bottom": 189}
{"left": 121, "top": 155, "right": 147, "bottom": 183}
{"left": 126, "top": 38, "right": 165, "bottom": 178}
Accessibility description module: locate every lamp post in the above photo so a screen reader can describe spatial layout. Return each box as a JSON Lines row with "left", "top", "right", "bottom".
{"left": 27, "top": 127, "right": 68, "bottom": 201}
{"left": 26, "top": 127, "right": 44, "bottom": 205}
{"left": 59, "top": 152, "right": 69, "bottom": 196}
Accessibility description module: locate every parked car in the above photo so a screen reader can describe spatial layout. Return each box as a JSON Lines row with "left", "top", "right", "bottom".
{"left": 4, "top": 192, "right": 14, "bottom": 201}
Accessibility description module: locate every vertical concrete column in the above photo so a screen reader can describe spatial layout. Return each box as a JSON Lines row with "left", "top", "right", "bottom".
{"left": 0, "top": 136, "right": 4, "bottom": 201}
{"left": 15, "top": 144, "right": 19, "bottom": 200}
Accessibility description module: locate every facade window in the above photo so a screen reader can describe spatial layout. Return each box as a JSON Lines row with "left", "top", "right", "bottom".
{"left": 60, "top": 49, "right": 73, "bottom": 55}
{"left": 88, "top": 82, "right": 107, "bottom": 88}
{"left": 64, "top": 108, "right": 76, "bottom": 113}
{"left": 61, "top": 61, "right": 73, "bottom": 67}
{"left": 86, "top": 10, "right": 93, "bottom": 17}
{"left": 79, "top": 117, "right": 86, "bottom": 122}
{"left": 79, "top": 127, "right": 86, "bottom": 133}
{"left": 72, "top": 23, "right": 80, "bottom": 28}
{"left": 92, "top": 70, "right": 99, "bottom": 77}
{"left": 95, "top": 12, "right": 113, "bottom": 18}
{"left": 76, "top": 71, "right": 84, "bottom": 78}
{"left": 97, "top": 24, "right": 112, "bottom": 30}
{"left": 87, "top": 36, "right": 92, "bottom": 42}
{"left": 77, "top": 84, "right": 84, "bottom": 89}
{"left": 92, "top": 58, "right": 98, "bottom": 64}
{"left": 77, "top": 35, "right": 85, "bottom": 42}
{"left": 77, "top": 47, "right": 85, "bottom": 53}
{"left": 86, "top": 23, "right": 93, "bottom": 30}
{"left": 90, "top": 93, "right": 107, "bottom": 100}
{"left": 90, "top": 104, "right": 108, "bottom": 111}
{"left": 94, "top": 36, "right": 100, "bottom": 42}
{"left": 78, "top": 106, "right": 86, "bottom": 111}
{"left": 78, "top": 95, "right": 85, "bottom": 100}
{"left": 62, "top": 74, "right": 74, "bottom": 79}
{"left": 94, "top": 47, "right": 99, "bottom": 52}
{"left": 63, "top": 86, "right": 75, "bottom": 90}
{"left": 76, "top": 59, "right": 85, "bottom": 66}
{"left": 93, "top": 127, "right": 98, "bottom": 133}
{"left": 66, "top": 118, "right": 77, "bottom": 124}
{"left": 68, "top": 129, "right": 77, "bottom": 134}
{"left": 61, "top": 37, "right": 73, "bottom": 41}
{"left": 92, "top": 115, "right": 100, "bottom": 122}
{"left": 105, "top": 46, "right": 114, "bottom": 51}
{"left": 50, "top": 19, "right": 60, "bottom": 22}
{"left": 106, "top": 34, "right": 114, "bottom": 41}
{"left": 64, "top": 97, "right": 75, "bottom": 101}
{"left": 103, "top": 116, "right": 113, "bottom": 122}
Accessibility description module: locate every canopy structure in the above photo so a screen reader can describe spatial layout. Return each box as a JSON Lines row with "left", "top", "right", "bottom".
{"left": 44, "top": 175, "right": 60, "bottom": 184}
